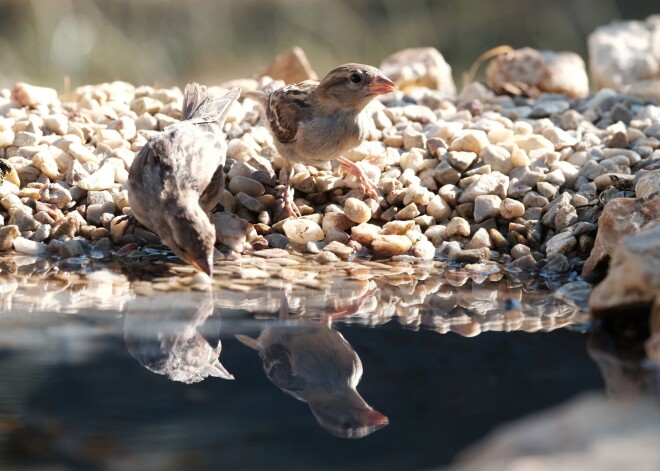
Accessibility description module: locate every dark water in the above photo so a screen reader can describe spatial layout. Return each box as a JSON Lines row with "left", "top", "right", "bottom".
{"left": 0, "top": 255, "right": 617, "bottom": 470}
{"left": 0, "top": 324, "right": 602, "bottom": 471}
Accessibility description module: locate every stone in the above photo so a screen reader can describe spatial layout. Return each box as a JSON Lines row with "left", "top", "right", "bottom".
{"left": 228, "top": 176, "right": 265, "bottom": 197}
{"left": 445, "top": 217, "right": 470, "bottom": 238}
{"left": 453, "top": 247, "right": 490, "bottom": 263}
{"left": 583, "top": 196, "right": 660, "bottom": 277}
{"left": 449, "top": 131, "right": 489, "bottom": 155}
{"left": 458, "top": 174, "right": 508, "bottom": 203}
{"left": 350, "top": 222, "right": 380, "bottom": 245}
{"left": 11, "top": 82, "right": 59, "bottom": 107}
{"left": 235, "top": 192, "right": 266, "bottom": 213}
{"left": 0, "top": 225, "right": 20, "bottom": 250}
{"left": 426, "top": 194, "right": 452, "bottom": 222}
{"left": 480, "top": 145, "right": 512, "bottom": 174}
{"left": 13, "top": 236, "right": 47, "bottom": 255}
{"left": 545, "top": 231, "right": 577, "bottom": 255}
{"left": 588, "top": 16, "right": 660, "bottom": 91}
{"left": 261, "top": 46, "right": 318, "bottom": 84}
{"left": 500, "top": 198, "right": 525, "bottom": 219}
{"left": 635, "top": 170, "right": 660, "bottom": 199}
{"left": 446, "top": 151, "right": 478, "bottom": 171}
{"left": 473, "top": 195, "right": 502, "bottom": 223}
{"left": 394, "top": 203, "right": 420, "bottom": 220}
{"left": 486, "top": 47, "right": 589, "bottom": 98}
{"left": 379, "top": 47, "right": 456, "bottom": 95}
{"left": 454, "top": 395, "right": 660, "bottom": 471}
{"left": 282, "top": 218, "right": 324, "bottom": 244}
{"left": 465, "top": 228, "right": 492, "bottom": 249}
{"left": 344, "top": 198, "right": 371, "bottom": 224}
{"left": 38, "top": 183, "right": 72, "bottom": 209}
{"left": 511, "top": 243, "right": 531, "bottom": 259}
{"left": 590, "top": 224, "right": 660, "bottom": 316}
{"left": 371, "top": 234, "right": 413, "bottom": 257}
{"left": 211, "top": 212, "right": 250, "bottom": 252}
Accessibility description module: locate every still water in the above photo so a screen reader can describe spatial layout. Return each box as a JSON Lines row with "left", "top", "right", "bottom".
{"left": 0, "top": 251, "right": 611, "bottom": 470}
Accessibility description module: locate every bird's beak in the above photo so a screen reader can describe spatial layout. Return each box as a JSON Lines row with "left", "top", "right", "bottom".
{"left": 367, "top": 75, "right": 398, "bottom": 95}
{"left": 357, "top": 408, "right": 390, "bottom": 428}
{"left": 189, "top": 256, "right": 213, "bottom": 277}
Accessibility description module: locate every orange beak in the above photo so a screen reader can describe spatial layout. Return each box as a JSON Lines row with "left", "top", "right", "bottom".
{"left": 189, "top": 256, "right": 213, "bottom": 277}
{"left": 367, "top": 75, "right": 398, "bottom": 95}
{"left": 357, "top": 408, "right": 390, "bottom": 428}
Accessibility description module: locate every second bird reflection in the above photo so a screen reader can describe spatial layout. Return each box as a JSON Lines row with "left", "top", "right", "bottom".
{"left": 237, "top": 292, "right": 389, "bottom": 439}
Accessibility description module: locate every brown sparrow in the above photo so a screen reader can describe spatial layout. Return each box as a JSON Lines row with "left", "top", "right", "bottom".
{"left": 127, "top": 83, "right": 240, "bottom": 275}
{"left": 124, "top": 291, "right": 234, "bottom": 383}
{"left": 250, "top": 63, "right": 397, "bottom": 219}
{"left": 235, "top": 287, "right": 388, "bottom": 438}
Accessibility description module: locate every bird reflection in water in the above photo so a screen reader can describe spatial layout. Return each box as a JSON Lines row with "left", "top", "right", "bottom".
{"left": 124, "top": 291, "right": 234, "bottom": 383}
{"left": 237, "top": 286, "right": 389, "bottom": 439}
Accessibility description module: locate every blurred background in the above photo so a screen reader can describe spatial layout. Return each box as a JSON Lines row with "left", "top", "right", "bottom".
{"left": 0, "top": 0, "right": 658, "bottom": 91}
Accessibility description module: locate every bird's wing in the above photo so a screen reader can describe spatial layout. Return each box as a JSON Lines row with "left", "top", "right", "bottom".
{"left": 182, "top": 83, "right": 241, "bottom": 126}
{"left": 260, "top": 343, "right": 306, "bottom": 397}
{"left": 266, "top": 81, "right": 317, "bottom": 144}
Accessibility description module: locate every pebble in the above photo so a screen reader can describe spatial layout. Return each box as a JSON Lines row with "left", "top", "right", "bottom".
{"left": 282, "top": 218, "right": 325, "bottom": 244}
{"left": 473, "top": 195, "right": 501, "bottom": 223}
{"left": 445, "top": 217, "right": 470, "bottom": 238}
{"left": 344, "top": 198, "right": 371, "bottom": 224}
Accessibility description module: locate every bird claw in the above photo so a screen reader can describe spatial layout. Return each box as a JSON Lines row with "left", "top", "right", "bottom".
{"left": 337, "top": 156, "right": 380, "bottom": 200}
{"left": 275, "top": 187, "right": 302, "bottom": 221}
{"left": 116, "top": 214, "right": 138, "bottom": 236}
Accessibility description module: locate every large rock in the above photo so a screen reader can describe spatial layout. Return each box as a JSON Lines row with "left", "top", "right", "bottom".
{"left": 486, "top": 47, "right": 589, "bottom": 98}
{"left": 582, "top": 196, "right": 660, "bottom": 277}
{"left": 588, "top": 15, "right": 660, "bottom": 97}
{"left": 260, "top": 47, "right": 317, "bottom": 84}
{"left": 454, "top": 394, "right": 660, "bottom": 471}
{"left": 379, "top": 47, "right": 456, "bottom": 96}
{"left": 589, "top": 223, "right": 660, "bottom": 317}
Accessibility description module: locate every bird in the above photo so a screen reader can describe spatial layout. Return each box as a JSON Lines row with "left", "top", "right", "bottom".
{"left": 236, "top": 289, "right": 388, "bottom": 439}
{"left": 248, "top": 63, "right": 397, "bottom": 219}
{"left": 124, "top": 291, "right": 234, "bottom": 384}
{"left": 126, "top": 83, "right": 240, "bottom": 276}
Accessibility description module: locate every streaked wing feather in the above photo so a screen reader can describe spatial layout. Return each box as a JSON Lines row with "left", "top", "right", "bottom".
{"left": 266, "top": 81, "right": 317, "bottom": 144}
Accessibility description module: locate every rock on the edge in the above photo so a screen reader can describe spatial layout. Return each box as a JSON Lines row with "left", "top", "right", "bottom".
{"left": 588, "top": 15, "right": 660, "bottom": 92}
{"left": 379, "top": 47, "right": 456, "bottom": 96}
{"left": 486, "top": 47, "right": 589, "bottom": 98}
{"left": 590, "top": 224, "right": 660, "bottom": 317}
{"left": 582, "top": 196, "right": 660, "bottom": 277}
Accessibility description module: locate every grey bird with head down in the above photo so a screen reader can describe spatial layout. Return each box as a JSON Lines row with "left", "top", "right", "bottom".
{"left": 249, "top": 63, "right": 397, "bottom": 219}
{"left": 127, "top": 83, "right": 240, "bottom": 275}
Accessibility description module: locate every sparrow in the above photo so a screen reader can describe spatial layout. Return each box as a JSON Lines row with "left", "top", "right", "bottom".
{"left": 124, "top": 291, "right": 234, "bottom": 384}
{"left": 126, "top": 83, "right": 240, "bottom": 275}
{"left": 236, "top": 289, "right": 388, "bottom": 438}
{"left": 249, "top": 63, "right": 397, "bottom": 219}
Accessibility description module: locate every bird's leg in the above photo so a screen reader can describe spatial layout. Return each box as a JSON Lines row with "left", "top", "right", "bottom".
{"left": 337, "top": 156, "right": 379, "bottom": 200}
{"left": 278, "top": 165, "right": 301, "bottom": 219}
{"left": 116, "top": 214, "right": 138, "bottom": 236}
{"left": 324, "top": 284, "right": 378, "bottom": 326}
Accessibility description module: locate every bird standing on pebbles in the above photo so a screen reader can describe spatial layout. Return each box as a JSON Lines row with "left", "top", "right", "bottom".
{"left": 127, "top": 83, "right": 240, "bottom": 276}
{"left": 250, "top": 63, "right": 397, "bottom": 219}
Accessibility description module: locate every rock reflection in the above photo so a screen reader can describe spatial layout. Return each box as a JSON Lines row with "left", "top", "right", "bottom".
{"left": 237, "top": 291, "right": 388, "bottom": 439}
{"left": 124, "top": 291, "right": 234, "bottom": 383}
{"left": 588, "top": 315, "right": 660, "bottom": 398}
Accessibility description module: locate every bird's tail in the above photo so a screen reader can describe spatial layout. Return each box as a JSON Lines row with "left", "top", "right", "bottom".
{"left": 242, "top": 79, "right": 286, "bottom": 108}
{"left": 182, "top": 82, "right": 241, "bottom": 126}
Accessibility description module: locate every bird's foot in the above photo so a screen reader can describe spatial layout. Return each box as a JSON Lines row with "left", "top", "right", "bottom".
{"left": 337, "top": 156, "right": 380, "bottom": 200}
{"left": 116, "top": 214, "right": 138, "bottom": 236}
{"left": 276, "top": 186, "right": 301, "bottom": 220}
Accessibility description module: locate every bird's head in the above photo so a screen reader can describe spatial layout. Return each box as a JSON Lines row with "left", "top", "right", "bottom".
{"left": 309, "top": 389, "right": 389, "bottom": 439}
{"left": 160, "top": 206, "right": 216, "bottom": 276}
{"left": 317, "top": 63, "right": 397, "bottom": 112}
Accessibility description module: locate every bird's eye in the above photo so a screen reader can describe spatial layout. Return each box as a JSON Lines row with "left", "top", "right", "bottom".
{"left": 349, "top": 73, "right": 362, "bottom": 83}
